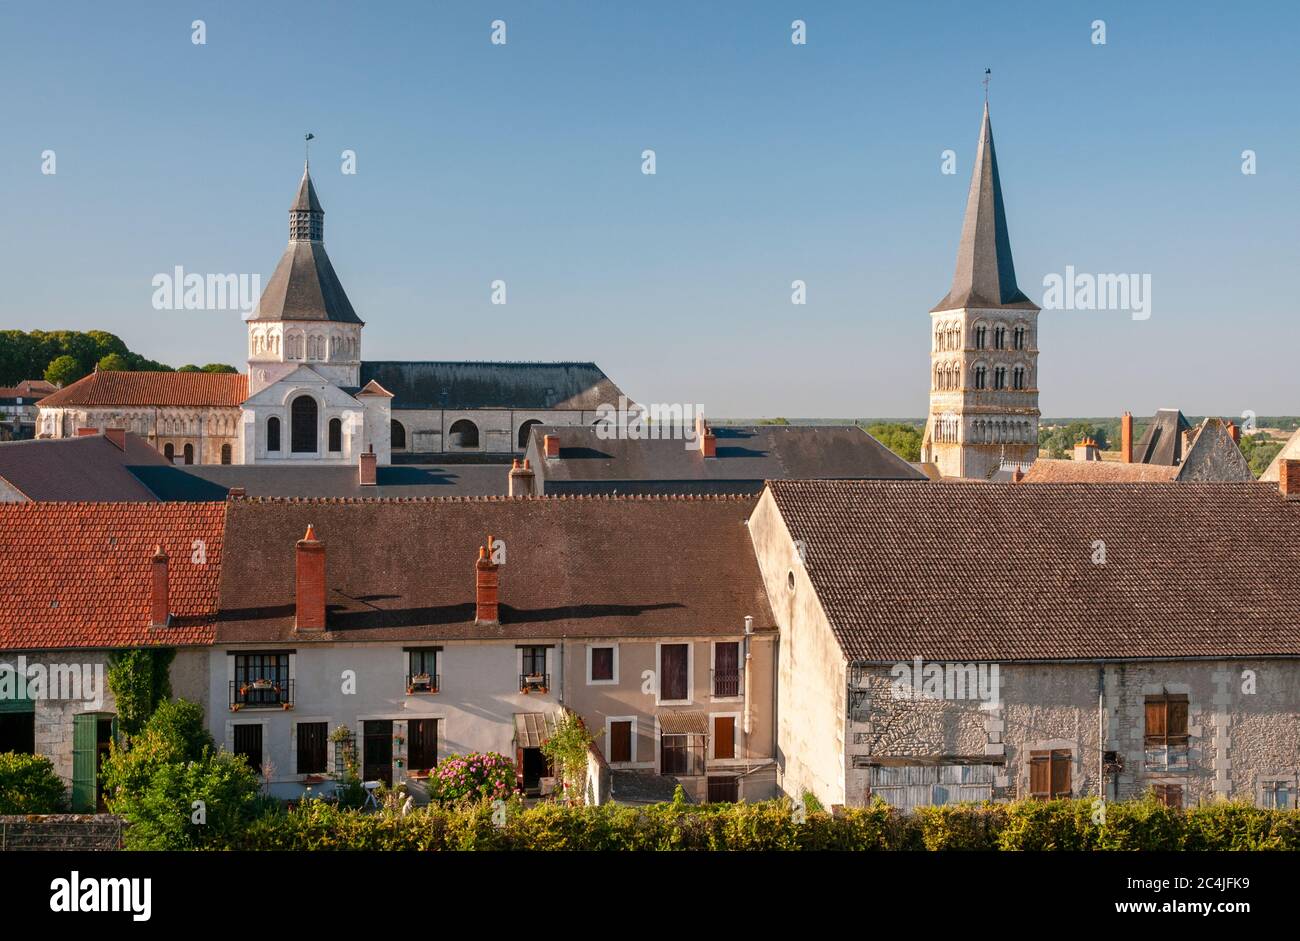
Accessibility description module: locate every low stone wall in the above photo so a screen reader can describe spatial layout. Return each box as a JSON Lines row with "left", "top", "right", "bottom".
{"left": 0, "top": 815, "right": 123, "bottom": 851}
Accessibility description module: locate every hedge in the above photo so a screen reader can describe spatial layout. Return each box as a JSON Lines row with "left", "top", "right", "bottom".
{"left": 0, "top": 753, "right": 67, "bottom": 814}
{"left": 225, "top": 797, "right": 1300, "bottom": 851}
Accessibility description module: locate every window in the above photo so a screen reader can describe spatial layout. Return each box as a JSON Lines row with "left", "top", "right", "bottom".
{"left": 1261, "top": 779, "right": 1293, "bottom": 810}
{"left": 993, "top": 326, "right": 1006, "bottom": 349}
{"left": 1152, "top": 783, "right": 1183, "bottom": 809}
{"left": 233, "top": 724, "right": 263, "bottom": 774}
{"left": 974, "top": 365, "right": 986, "bottom": 390}
{"left": 520, "top": 646, "right": 549, "bottom": 691}
{"left": 448, "top": 418, "right": 479, "bottom": 449}
{"left": 661, "top": 734, "right": 705, "bottom": 776}
{"left": 408, "top": 718, "right": 438, "bottom": 772}
{"left": 232, "top": 652, "right": 292, "bottom": 708}
{"left": 712, "top": 642, "right": 740, "bottom": 697}
{"left": 588, "top": 645, "right": 616, "bottom": 684}
{"left": 221, "top": 443, "right": 232, "bottom": 465}
{"left": 1013, "top": 325, "right": 1027, "bottom": 350}
{"left": 707, "top": 776, "right": 739, "bottom": 803}
{"left": 1012, "top": 366, "right": 1026, "bottom": 390}
{"left": 291, "top": 395, "right": 318, "bottom": 453}
{"left": 328, "top": 418, "right": 341, "bottom": 453}
{"left": 1145, "top": 693, "right": 1189, "bottom": 770}
{"left": 713, "top": 715, "right": 735, "bottom": 760}
{"left": 163, "top": 443, "right": 174, "bottom": 462}
{"left": 363, "top": 719, "right": 393, "bottom": 785}
{"left": 183, "top": 443, "right": 194, "bottom": 465}
{"left": 660, "top": 643, "right": 690, "bottom": 702}
{"left": 993, "top": 366, "right": 1007, "bottom": 390}
{"left": 1029, "top": 749, "right": 1072, "bottom": 799}
{"left": 974, "top": 325, "right": 987, "bottom": 350}
{"left": 390, "top": 419, "right": 407, "bottom": 451}
{"left": 406, "top": 648, "right": 440, "bottom": 693}
{"left": 296, "top": 722, "right": 327, "bottom": 774}
{"left": 608, "top": 720, "right": 633, "bottom": 763}
{"left": 267, "top": 416, "right": 281, "bottom": 452}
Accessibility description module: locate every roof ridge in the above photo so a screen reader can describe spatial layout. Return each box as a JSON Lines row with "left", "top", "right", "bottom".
{"left": 229, "top": 492, "right": 756, "bottom": 505}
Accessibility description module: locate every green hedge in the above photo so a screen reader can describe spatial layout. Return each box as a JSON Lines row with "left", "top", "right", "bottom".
{"left": 226, "top": 796, "right": 1300, "bottom": 851}
{"left": 0, "top": 753, "right": 67, "bottom": 814}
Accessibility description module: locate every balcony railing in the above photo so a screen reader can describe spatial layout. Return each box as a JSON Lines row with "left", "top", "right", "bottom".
{"left": 519, "top": 673, "right": 551, "bottom": 694}
{"left": 711, "top": 668, "right": 742, "bottom": 698}
{"left": 406, "top": 673, "right": 441, "bottom": 694}
{"left": 230, "top": 679, "right": 294, "bottom": 711}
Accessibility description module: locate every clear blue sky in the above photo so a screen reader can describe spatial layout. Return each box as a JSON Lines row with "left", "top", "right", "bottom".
{"left": 1, "top": 1, "right": 1296, "bottom": 418}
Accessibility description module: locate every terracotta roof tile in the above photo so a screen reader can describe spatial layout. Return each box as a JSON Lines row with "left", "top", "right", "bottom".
{"left": 1021, "top": 460, "right": 1180, "bottom": 483}
{"left": 0, "top": 502, "right": 226, "bottom": 649}
{"left": 38, "top": 371, "right": 247, "bottom": 408}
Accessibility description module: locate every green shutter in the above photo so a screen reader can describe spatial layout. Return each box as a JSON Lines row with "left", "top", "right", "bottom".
{"left": 72, "top": 714, "right": 98, "bottom": 812}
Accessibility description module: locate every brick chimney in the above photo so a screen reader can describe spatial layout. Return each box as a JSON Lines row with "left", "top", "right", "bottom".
{"left": 105, "top": 428, "right": 126, "bottom": 451}
{"left": 295, "top": 524, "right": 326, "bottom": 631}
{"left": 1012, "top": 467, "right": 1025, "bottom": 483}
{"left": 475, "top": 535, "right": 500, "bottom": 625}
{"left": 227, "top": 487, "right": 246, "bottom": 499}
{"left": 150, "top": 546, "right": 170, "bottom": 627}
{"left": 1280, "top": 459, "right": 1300, "bottom": 500}
{"left": 695, "top": 412, "right": 716, "bottom": 458}
{"left": 543, "top": 434, "right": 559, "bottom": 459}
{"left": 1121, "top": 411, "right": 1133, "bottom": 464}
{"left": 1226, "top": 420, "right": 1240, "bottom": 444}
{"left": 76, "top": 427, "right": 98, "bottom": 437}
{"left": 359, "top": 445, "right": 377, "bottom": 487}
{"left": 508, "top": 458, "right": 535, "bottom": 497}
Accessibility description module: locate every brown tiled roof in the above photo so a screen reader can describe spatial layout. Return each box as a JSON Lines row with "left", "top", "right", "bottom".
{"left": 216, "top": 495, "right": 774, "bottom": 644}
{"left": 38, "top": 371, "right": 248, "bottom": 407}
{"left": 0, "top": 502, "right": 226, "bottom": 649}
{"left": 0, "top": 380, "right": 56, "bottom": 399}
{"left": 767, "top": 479, "right": 1300, "bottom": 662}
{"left": 0, "top": 432, "right": 168, "bottom": 501}
{"left": 1021, "top": 459, "right": 1179, "bottom": 483}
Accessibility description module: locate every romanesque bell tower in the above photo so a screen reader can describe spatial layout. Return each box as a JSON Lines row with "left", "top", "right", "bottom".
{"left": 921, "top": 102, "right": 1041, "bottom": 479}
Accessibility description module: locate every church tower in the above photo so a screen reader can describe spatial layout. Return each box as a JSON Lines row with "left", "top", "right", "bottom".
{"left": 922, "top": 102, "right": 1041, "bottom": 479}
{"left": 245, "top": 164, "right": 365, "bottom": 396}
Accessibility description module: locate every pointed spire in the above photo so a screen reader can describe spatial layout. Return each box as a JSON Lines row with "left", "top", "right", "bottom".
{"left": 932, "top": 102, "right": 1037, "bottom": 312}
{"left": 289, "top": 164, "right": 324, "bottom": 241}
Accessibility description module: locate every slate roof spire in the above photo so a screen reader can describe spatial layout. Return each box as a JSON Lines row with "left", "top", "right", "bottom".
{"left": 289, "top": 163, "right": 324, "bottom": 241}
{"left": 931, "top": 102, "right": 1037, "bottom": 312}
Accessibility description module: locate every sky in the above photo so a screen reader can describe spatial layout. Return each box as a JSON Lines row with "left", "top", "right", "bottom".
{"left": 1, "top": 1, "right": 1297, "bottom": 418}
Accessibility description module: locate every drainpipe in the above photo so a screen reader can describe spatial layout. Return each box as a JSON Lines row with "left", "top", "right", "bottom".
{"left": 1098, "top": 665, "right": 1106, "bottom": 803}
{"left": 742, "top": 616, "right": 753, "bottom": 752}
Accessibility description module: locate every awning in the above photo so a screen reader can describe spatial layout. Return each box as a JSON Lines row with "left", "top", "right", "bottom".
{"left": 659, "top": 712, "right": 708, "bottom": 735}
{"left": 514, "top": 712, "right": 558, "bottom": 749}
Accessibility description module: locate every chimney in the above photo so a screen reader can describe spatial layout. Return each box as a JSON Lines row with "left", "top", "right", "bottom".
{"left": 476, "top": 535, "right": 500, "bottom": 625}
{"left": 150, "top": 546, "right": 170, "bottom": 627}
{"left": 1280, "top": 459, "right": 1300, "bottom": 500}
{"left": 105, "top": 428, "right": 126, "bottom": 451}
{"left": 295, "top": 524, "right": 326, "bottom": 631}
{"left": 359, "top": 445, "right": 377, "bottom": 486}
{"left": 1073, "top": 437, "right": 1100, "bottom": 462}
{"left": 1012, "top": 467, "right": 1025, "bottom": 483}
{"left": 1226, "top": 420, "right": 1240, "bottom": 444}
{"left": 508, "top": 458, "right": 535, "bottom": 497}
{"left": 543, "top": 434, "right": 559, "bottom": 459}
{"left": 1121, "top": 411, "right": 1133, "bottom": 464}
{"left": 76, "top": 427, "right": 98, "bottom": 437}
{"left": 695, "top": 412, "right": 716, "bottom": 458}
{"left": 227, "top": 487, "right": 246, "bottom": 499}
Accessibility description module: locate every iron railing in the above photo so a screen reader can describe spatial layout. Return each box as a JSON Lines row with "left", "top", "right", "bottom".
{"left": 405, "top": 673, "right": 440, "bottom": 694}
{"left": 711, "top": 668, "right": 742, "bottom": 698}
{"left": 519, "top": 673, "right": 551, "bottom": 693}
{"left": 229, "top": 679, "right": 294, "bottom": 710}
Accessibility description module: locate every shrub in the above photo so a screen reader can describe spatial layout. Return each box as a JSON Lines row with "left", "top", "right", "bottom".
{"left": 429, "top": 752, "right": 518, "bottom": 804}
{"left": 0, "top": 753, "right": 67, "bottom": 814}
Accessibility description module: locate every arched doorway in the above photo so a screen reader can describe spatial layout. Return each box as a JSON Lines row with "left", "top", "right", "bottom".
{"left": 390, "top": 419, "right": 407, "bottom": 451}
{"left": 291, "top": 395, "right": 318, "bottom": 453}
{"left": 448, "top": 419, "right": 479, "bottom": 449}
{"left": 183, "top": 443, "right": 194, "bottom": 465}
{"left": 163, "top": 443, "right": 174, "bottom": 462}
{"left": 517, "top": 420, "right": 542, "bottom": 449}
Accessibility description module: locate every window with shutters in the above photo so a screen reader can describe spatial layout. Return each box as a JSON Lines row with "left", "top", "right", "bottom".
{"left": 296, "top": 721, "right": 327, "bottom": 774}
{"left": 1152, "top": 783, "right": 1183, "bottom": 809}
{"left": 1260, "top": 778, "right": 1294, "bottom": 810}
{"left": 712, "top": 715, "right": 736, "bottom": 760}
{"left": 587, "top": 645, "right": 617, "bottom": 684}
{"left": 607, "top": 718, "right": 634, "bottom": 764}
{"left": 408, "top": 718, "right": 439, "bottom": 772}
{"left": 1145, "top": 693, "right": 1189, "bottom": 770}
{"left": 659, "top": 643, "right": 690, "bottom": 703}
{"left": 1028, "top": 749, "right": 1072, "bottom": 799}
{"left": 712, "top": 641, "right": 741, "bottom": 698}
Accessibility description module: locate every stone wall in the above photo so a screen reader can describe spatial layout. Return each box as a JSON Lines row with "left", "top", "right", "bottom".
{"left": 0, "top": 815, "right": 123, "bottom": 851}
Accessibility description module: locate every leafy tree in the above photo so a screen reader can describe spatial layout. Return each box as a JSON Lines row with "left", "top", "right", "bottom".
{"left": 201, "top": 363, "right": 238, "bottom": 373}
{"left": 1240, "top": 434, "right": 1284, "bottom": 478}
{"left": 176, "top": 364, "right": 202, "bottom": 372}
{"left": 865, "top": 422, "right": 923, "bottom": 462}
{"left": 96, "top": 352, "right": 131, "bottom": 371}
{"left": 44, "top": 354, "right": 85, "bottom": 387}
{"left": 106, "top": 648, "right": 175, "bottom": 739}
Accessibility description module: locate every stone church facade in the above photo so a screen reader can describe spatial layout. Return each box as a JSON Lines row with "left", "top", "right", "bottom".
{"left": 921, "top": 104, "right": 1041, "bottom": 480}
{"left": 37, "top": 166, "right": 629, "bottom": 465}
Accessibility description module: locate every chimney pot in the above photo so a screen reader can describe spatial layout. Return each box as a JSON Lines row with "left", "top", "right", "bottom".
{"left": 1121, "top": 411, "right": 1133, "bottom": 464}
{"left": 543, "top": 434, "right": 559, "bottom": 459}
{"left": 295, "top": 525, "right": 326, "bottom": 631}
{"left": 508, "top": 456, "right": 536, "bottom": 497}
{"left": 359, "top": 446, "right": 377, "bottom": 486}
{"left": 1280, "top": 459, "right": 1300, "bottom": 500}
{"left": 475, "top": 536, "right": 500, "bottom": 625}
{"left": 150, "top": 546, "right": 170, "bottom": 627}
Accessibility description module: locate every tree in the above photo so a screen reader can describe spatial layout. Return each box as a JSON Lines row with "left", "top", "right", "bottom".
{"left": 0, "top": 754, "right": 67, "bottom": 813}
{"left": 1240, "top": 434, "right": 1284, "bottom": 478}
{"left": 96, "top": 352, "right": 131, "bottom": 371}
{"left": 200, "top": 363, "right": 238, "bottom": 373}
{"left": 44, "top": 354, "right": 85, "bottom": 387}
{"left": 865, "top": 422, "right": 923, "bottom": 462}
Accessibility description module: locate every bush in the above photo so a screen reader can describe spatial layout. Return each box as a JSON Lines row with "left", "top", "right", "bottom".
{"left": 428, "top": 752, "right": 518, "bottom": 804}
{"left": 0, "top": 753, "right": 67, "bottom": 814}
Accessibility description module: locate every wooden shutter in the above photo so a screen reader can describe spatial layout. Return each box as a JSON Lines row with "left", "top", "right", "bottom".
{"left": 297, "top": 722, "right": 327, "bottom": 774}
{"left": 591, "top": 647, "right": 614, "bottom": 682}
{"left": 661, "top": 644, "right": 688, "bottom": 700}
{"left": 1029, "top": 751, "right": 1050, "bottom": 799}
{"left": 1051, "top": 750, "right": 1071, "bottom": 797}
{"left": 71, "top": 714, "right": 98, "bottom": 812}
{"left": 1145, "top": 698, "right": 1166, "bottom": 744}
{"left": 610, "top": 721, "right": 632, "bottom": 763}
{"left": 408, "top": 719, "right": 438, "bottom": 771}
{"left": 714, "top": 716, "right": 735, "bottom": 759}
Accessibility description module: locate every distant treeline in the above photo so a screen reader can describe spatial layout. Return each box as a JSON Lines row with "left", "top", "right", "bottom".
{"left": 0, "top": 330, "right": 236, "bottom": 387}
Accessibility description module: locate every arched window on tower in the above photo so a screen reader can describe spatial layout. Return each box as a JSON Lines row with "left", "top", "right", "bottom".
{"left": 974, "top": 365, "right": 986, "bottom": 390}
{"left": 291, "top": 395, "right": 318, "bottom": 453}
{"left": 974, "top": 325, "right": 987, "bottom": 350}
{"left": 1013, "top": 325, "right": 1027, "bottom": 350}
{"left": 994, "top": 326, "right": 1006, "bottom": 350}
{"left": 328, "top": 418, "right": 342, "bottom": 453}
{"left": 267, "top": 417, "right": 281, "bottom": 452}
{"left": 1013, "top": 366, "right": 1026, "bottom": 390}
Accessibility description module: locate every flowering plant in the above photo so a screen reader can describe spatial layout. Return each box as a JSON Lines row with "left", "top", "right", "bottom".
{"left": 429, "top": 752, "right": 519, "bottom": 804}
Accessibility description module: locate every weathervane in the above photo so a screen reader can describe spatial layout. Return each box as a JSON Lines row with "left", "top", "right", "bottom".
{"left": 983, "top": 68, "right": 991, "bottom": 102}
{"left": 304, "top": 132, "right": 315, "bottom": 167}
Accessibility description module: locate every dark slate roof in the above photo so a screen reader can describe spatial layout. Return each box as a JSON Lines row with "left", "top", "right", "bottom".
{"left": 931, "top": 104, "right": 1038, "bottom": 312}
{"left": 526, "top": 425, "right": 925, "bottom": 493}
{"left": 1133, "top": 409, "right": 1192, "bottom": 466}
{"left": 360, "top": 362, "right": 626, "bottom": 410}
{"left": 292, "top": 165, "right": 323, "bottom": 212}
{"left": 767, "top": 479, "right": 1300, "bottom": 662}
{"left": 133, "top": 463, "right": 511, "bottom": 501}
{"left": 250, "top": 240, "right": 362, "bottom": 324}
{"left": 215, "top": 495, "right": 774, "bottom": 645}
{"left": 609, "top": 770, "right": 690, "bottom": 805}
{"left": 0, "top": 433, "right": 168, "bottom": 501}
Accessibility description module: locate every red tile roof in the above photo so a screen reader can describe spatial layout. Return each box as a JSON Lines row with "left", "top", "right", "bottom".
{"left": 38, "top": 371, "right": 248, "bottom": 407}
{"left": 767, "top": 479, "right": 1300, "bottom": 662}
{"left": 0, "top": 502, "right": 226, "bottom": 649}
